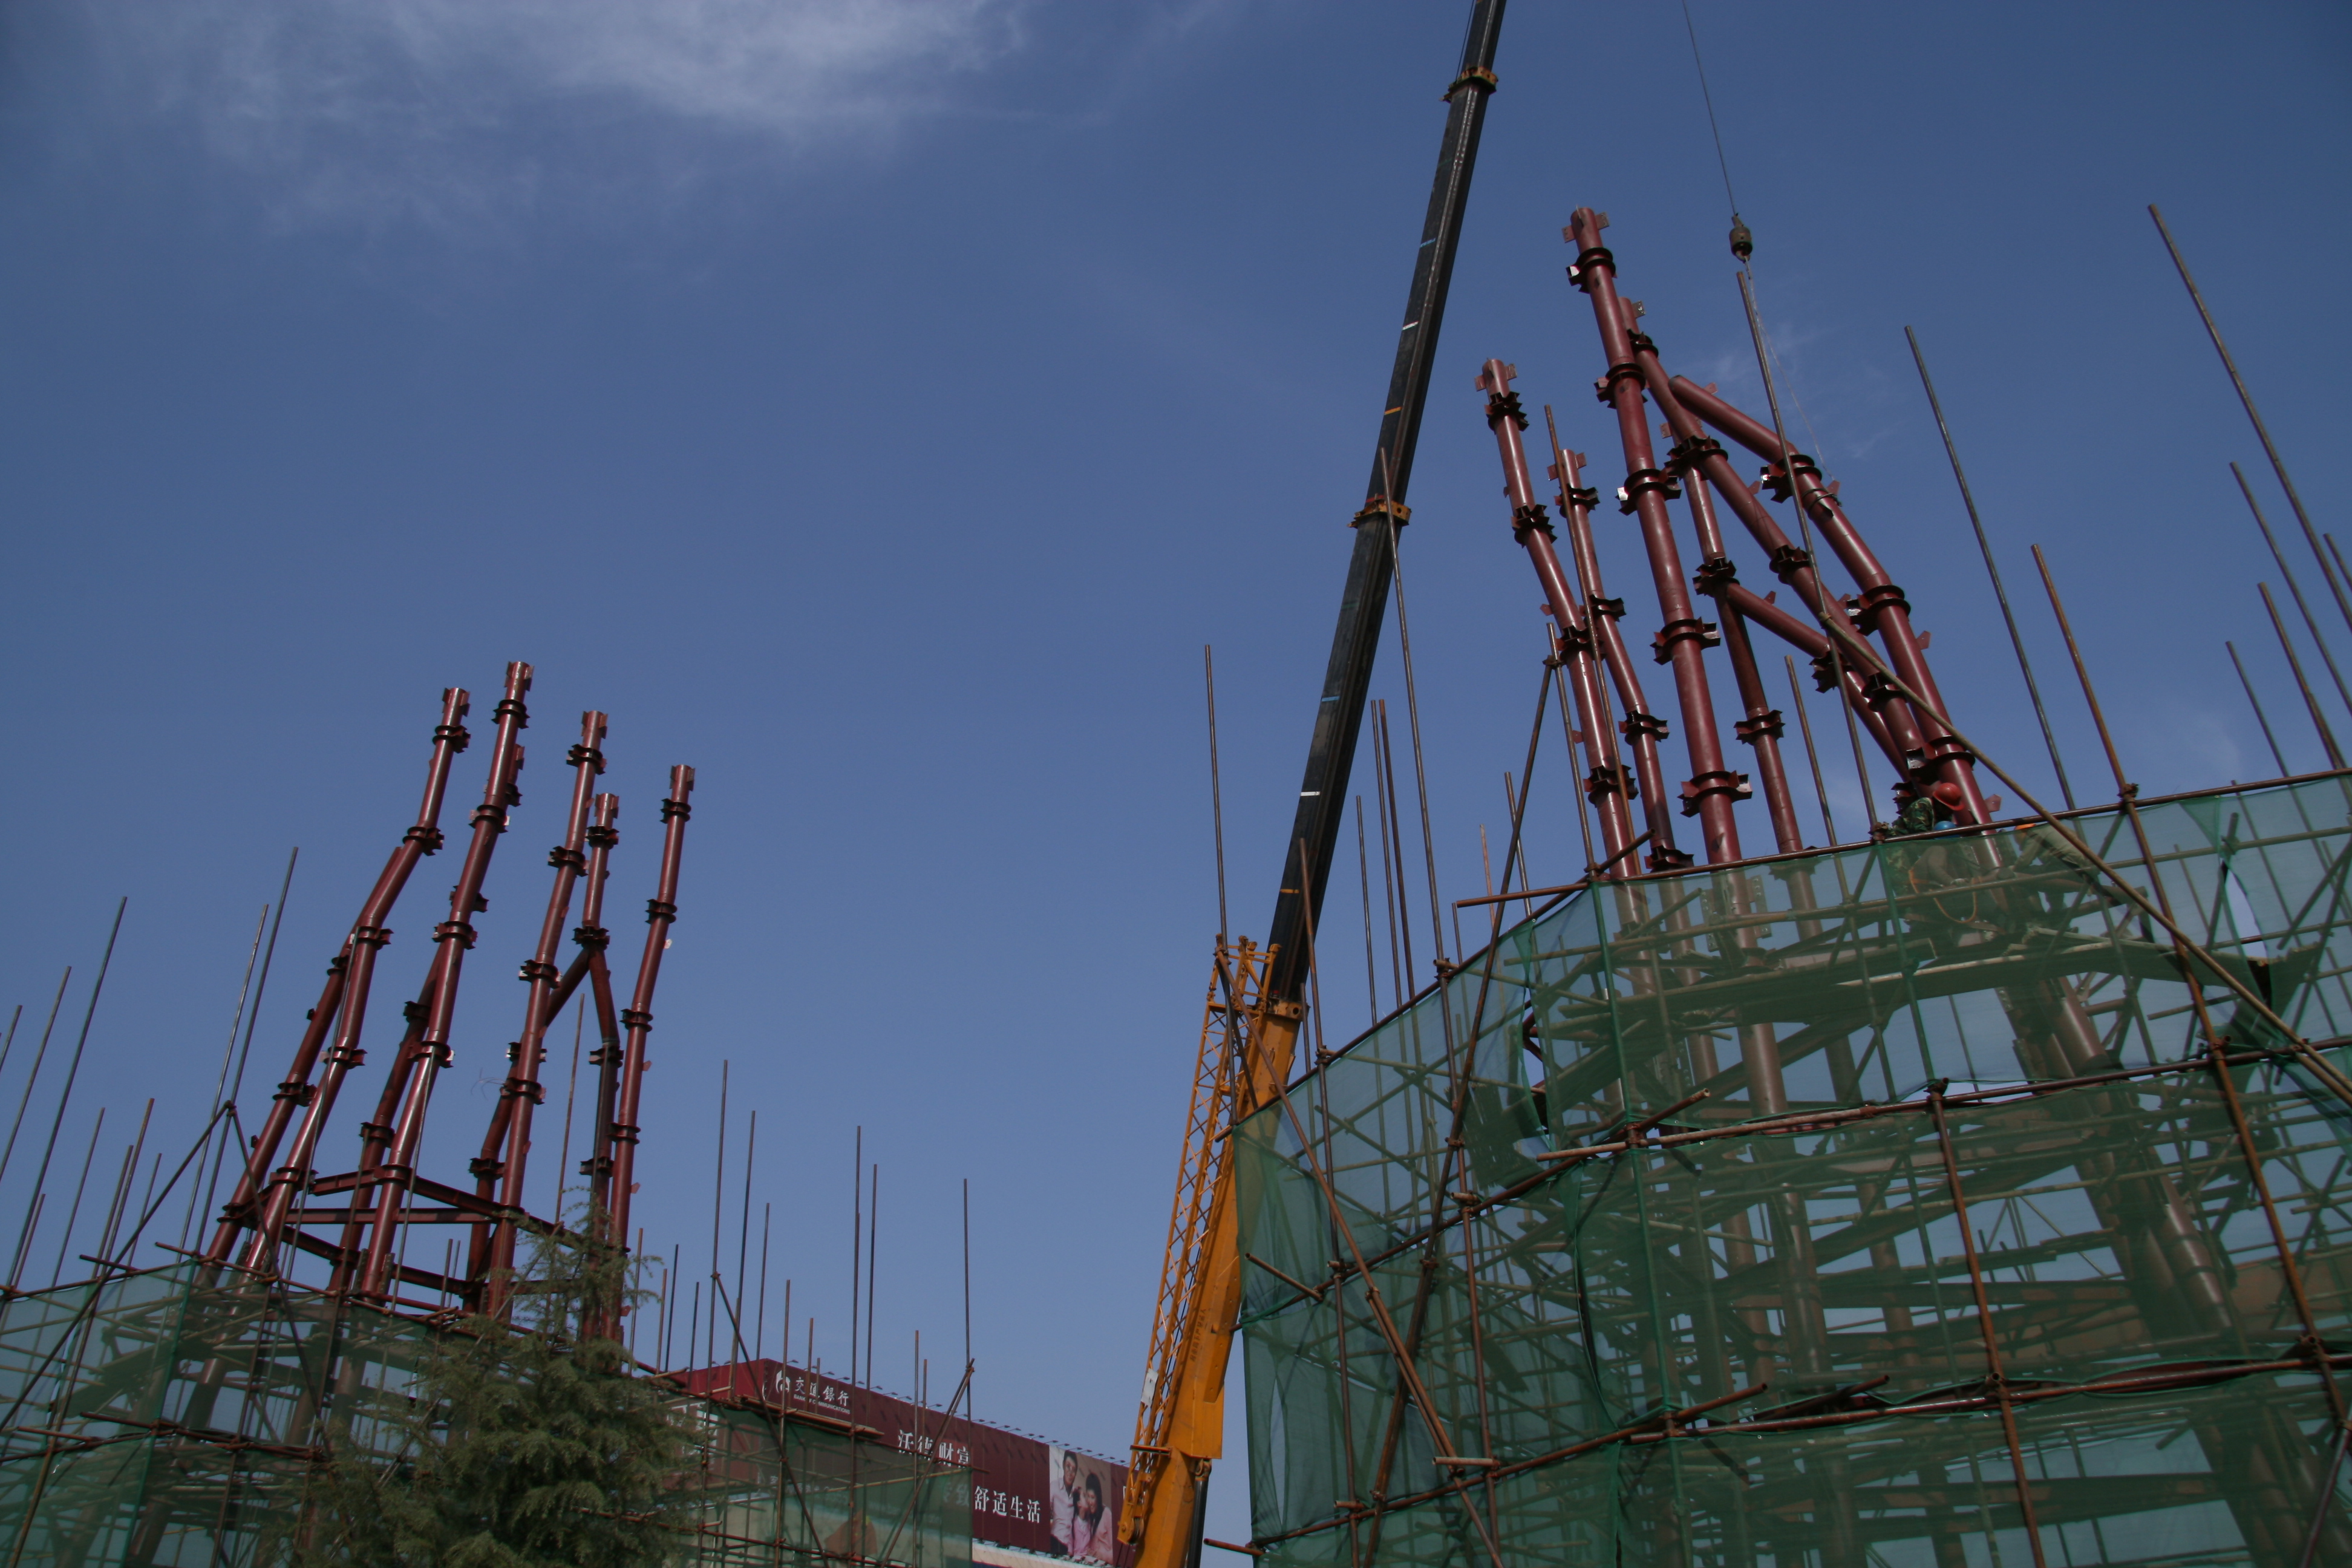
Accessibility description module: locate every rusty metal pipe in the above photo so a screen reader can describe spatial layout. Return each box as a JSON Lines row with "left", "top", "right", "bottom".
{"left": 1713, "top": 599, "right": 1803, "bottom": 852}
{"left": 1546, "top": 423, "right": 1684, "bottom": 866}
{"left": 353, "top": 662, "right": 534, "bottom": 1299}
{"left": 1565, "top": 210, "right": 1744, "bottom": 862}
{"left": 1478, "top": 365, "right": 1636, "bottom": 866}
{"left": 603, "top": 765, "right": 694, "bottom": 1269}
{"left": 1669, "top": 373, "right": 1987, "bottom": 819}
{"left": 474, "top": 710, "right": 607, "bottom": 1304}
{"left": 214, "top": 687, "right": 471, "bottom": 1265}
{"left": 1722, "top": 584, "right": 1906, "bottom": 768}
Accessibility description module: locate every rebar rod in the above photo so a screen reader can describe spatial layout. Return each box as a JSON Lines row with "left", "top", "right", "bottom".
{"left": 1730, "top": 275, "right": 1882, "bottom": 832}
{"left": 45, "top": 1107, "right": 105, "bottom": 1289}
{"left": 10, "top": 900, "right": 125, "bottom": 1289}
{"left": 2149, "top": 204, "right": 2351, "bottom": 639}
{"left": 0, "top": 970, "right": 74, "bottom": 1198}
{"left": 1375, "top": 701, "right": 1416, "bottom": 987}
{"left": 2236, "top": 464, "right": 2352, "bottom": 718}
{"left": 1786, "top": 656, "right": 1838, "bottom": 844}
{"left": 1206, "top": 647, "right": 1230, "bottom": 944}
{"left": 1906, "top": 325, "right": 2077, "bottom": 806}
{"left": 94, "top": 1099, "right": 154, "bottom": 1267}
{"left": 710, "top": 1059, "right": 728, "bottom": 1371}
{"left": 2260, "top": 583, "right": 2345, "bottom": 769}
{"left": 1377, "top": 486, "right": 1451, "bottom": 969}
{"left": 2229, "top": 641, "right": 2293, "bottom": 777}
{"left": 1355, "top": 799, "right": 1378, "bottom": 1019}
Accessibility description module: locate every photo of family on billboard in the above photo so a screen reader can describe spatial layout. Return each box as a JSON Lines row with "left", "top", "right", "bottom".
{"left": 1047, "top": 1445, "right": 1129, "bottom": 1566}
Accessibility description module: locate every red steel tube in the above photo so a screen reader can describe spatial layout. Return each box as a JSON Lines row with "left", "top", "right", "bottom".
{"left": 475, "top": 710, "right": 608, "bottom": 1304}
{"left": 214, "top": 687, "right": 471, "bottom": 1266}
{"left": 575, "top": 797, "right": 624, "bottom": 1209}
{"left": 1668, "top": 374, "right": 1987, "bottom": 822}
{"left": 1547, "top": 431, "right": 1684, "bottom": 867}
{"left": 353, "top": 661, "right": 535, "bottom": 1299}
{"left": 1564, "top": 209, "right": 1745, "bottom": 864}
{"left": 1478, "top": 362, "right": 1637, "bottom": 868}
{"left": 1722, "top": 584, "right": 1907, "bottom": 769}
{"left": 603, "top": 765, "right": 694, "bottom": 1267}
{"left": 1711, "top": 595, "right": 1804, "bottom": 854}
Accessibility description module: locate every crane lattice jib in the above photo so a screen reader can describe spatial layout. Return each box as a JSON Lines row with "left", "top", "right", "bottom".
{"left": 1121, "top": 942, "right": 1267, "bottom": 1547}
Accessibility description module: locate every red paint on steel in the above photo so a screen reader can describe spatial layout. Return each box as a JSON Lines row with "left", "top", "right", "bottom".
{"left": 603, "top": 763, "right": 694, "bottom": 1279}
{"left": 474, "top": 708, "right": 609, "bottom": 1306}
{"left": 1669, "top": 374, "right": 1988, "bottom": 822}
{"left": 212, "top": 685, "right": 472, "bottom": 1267}
{"left": 1564, "top": 210, "right": 1744, "bottom": 864}
{"left": 1477, "top": 362, "right": 1636, "bottom": 869}
{"left": 352, "top": 661, "right": 536, "bottom": 1299}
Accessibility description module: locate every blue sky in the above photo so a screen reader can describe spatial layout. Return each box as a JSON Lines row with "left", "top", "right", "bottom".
{"left": 2, "top": 0, "right": 2348, "bottom": 1541}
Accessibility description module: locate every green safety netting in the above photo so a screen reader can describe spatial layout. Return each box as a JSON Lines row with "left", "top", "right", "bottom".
{"left": 0, "top": 1260, "right": 970, "bottom": 1566}
{"left": 1238, "top": 775, "right": 2352, "bottom": 1567}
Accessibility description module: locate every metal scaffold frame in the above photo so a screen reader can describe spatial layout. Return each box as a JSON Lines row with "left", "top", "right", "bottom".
{"left": 1236, "top": 774, "right": 2352, "bottom": 1567}
{"left": 201, "top": 665, "right": 694, "bottom": 1317}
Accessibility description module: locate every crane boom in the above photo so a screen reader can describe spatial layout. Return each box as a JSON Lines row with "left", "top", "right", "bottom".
{"left": 1120, "top": 8, "right": 1506, "bottom": 1567}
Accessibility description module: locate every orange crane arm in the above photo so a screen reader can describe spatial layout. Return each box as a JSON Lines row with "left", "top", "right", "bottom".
{"left": 1119, "top": 8, "right": 1506, "bottom": 1566}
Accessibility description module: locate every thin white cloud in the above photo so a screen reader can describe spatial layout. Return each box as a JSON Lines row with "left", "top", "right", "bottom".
{"left": 94, "top": 0, "right": 1031, "bottom": 232}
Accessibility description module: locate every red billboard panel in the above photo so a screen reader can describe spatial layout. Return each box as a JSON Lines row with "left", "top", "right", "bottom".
{"left": 676, "top": 1360, "right": 1132, "bottom": 1566}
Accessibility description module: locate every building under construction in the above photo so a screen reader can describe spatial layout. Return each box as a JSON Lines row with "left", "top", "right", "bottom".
{"left": 0, "top": 667, "right": 974, "bottom": 1563}
{"left": 1117, "top": 6, "right": 2352, "bottom": 1568}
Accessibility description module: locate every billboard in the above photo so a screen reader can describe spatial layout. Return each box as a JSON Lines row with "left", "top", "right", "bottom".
{"left": 676, "top": 1359, "right": 1132, "bottom": 1566}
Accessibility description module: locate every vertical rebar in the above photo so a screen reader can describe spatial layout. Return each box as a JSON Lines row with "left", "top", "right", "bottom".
{"left": 1356, "top": 799, "right": 1379, "bottom": 1020}
{"left": 757, "top": 1201, "right": 771, "bottom": 1362}
{"left": 1205, "top": 646, "right": 1230, "bottom": 944}
{"left": 736, "top": 1109, "right": 757, "bottom": 1359}
{"left": 45, "top": 1108, "right": 105, "bottom": 1289}
{"left": 1373, "top": 705, "right": 1402, "bottom": 1001}
{"left": 1380, "top": 498, "right": 1450, "bottom": 969}
{"left": 95, "top": 1099, "right": 155, "bottom": 1267}
{"left": 1929, "top": 1085, "right": 2053, "bottom": 1568}
{"left": 0, "top": 970, "right": 74, "bottom": 1197}
{"left": 2227, "top": 642, "right": 2293, "bottom": 777}
{"left": 710, "top": 1059, "right": 728, "bottom": 1371}
{"left": 1734, "top": 272, "right": 1882, "bottom": 831}
{"left": 1786, "top": 658, "right": 1838, "bottom": 845}
{"left": 0, "top": 1009, "right": 22, "bottom": 1108}
{"left": 1376, "top": 702, "right": 1416, "bottom": 991}
{"left": 199, "top": 848, "right": 298, "bottom": 1247}
{"left": 1906, "top": 325, "right": 2077, "bottom": 807}
{"left": 2236, "top": 464, "right": 2352, "bottom": 716}
{"left": 861, "top": 1128, "right": 870, "bottom": 1401}
{"left": 962, "top": 1175, "right": 973, "bottom": 1419}
{"left": 2259, "top": 583, "right": 2345, "bottom": 768}
{"left": 10, "top": 899, "right": 126, "bottom": 1288}
{"left": 864, "top": 1162, "right": 878, "bottom": 1388}
{"left": 2032, "top": 547, "right": 2136, "bottom": 792}
{"left": 2149, "top": 205, "right": 2351, "bottom": 638}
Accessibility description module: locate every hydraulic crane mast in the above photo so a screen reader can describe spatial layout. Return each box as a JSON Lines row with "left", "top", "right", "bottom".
{"left": 1120, "top": 8, "right": 1506, "bottom": 1568}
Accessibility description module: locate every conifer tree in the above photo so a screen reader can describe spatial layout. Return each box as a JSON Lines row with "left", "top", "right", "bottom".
{"left": 297, "top": 1213, "right": 686, "bottom": 1567}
